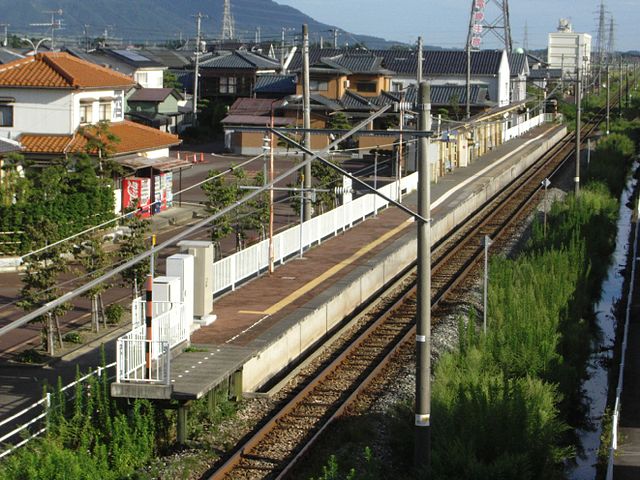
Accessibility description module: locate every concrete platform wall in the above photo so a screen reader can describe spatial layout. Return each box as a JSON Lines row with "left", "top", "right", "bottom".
{"left": 242, "top": 127, "right": 567, "bottom": 392}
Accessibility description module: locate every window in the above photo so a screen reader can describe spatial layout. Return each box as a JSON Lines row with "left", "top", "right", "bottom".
{"left": 0, "top": 104, "right": 13, "bottom": 127}
{"left": 219, "top": 76, "right": 237, "bottom": 94}
{"left": 80, "top": 104, "right": 92, "bottom": 124}
{"left": 309, "top": 80, "right": 328, "bottom": 91}
{"left": 356, "top": 82, "right": 377, "bottom": 93}
{"left": 391, "top": 82, "right": 403, "bottom": 92}
{"left": 136, "top": 72, "right": 148, "bottom": 86}
{"left": 99, "top": 102, "right": 112, "bottom": 121}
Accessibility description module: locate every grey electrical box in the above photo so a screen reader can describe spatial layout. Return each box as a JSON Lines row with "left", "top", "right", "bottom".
{"left": 177, "top": 241, "right": 214, "bottom": 324}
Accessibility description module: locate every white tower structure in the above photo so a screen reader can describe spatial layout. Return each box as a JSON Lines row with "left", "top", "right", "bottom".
{"left": 222, "top": 0, "right": 235, "bottom": 41}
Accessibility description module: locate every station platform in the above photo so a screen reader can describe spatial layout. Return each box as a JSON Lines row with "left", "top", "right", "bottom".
{"left": 114, "top": 122, "right": 567, "bottom": 402}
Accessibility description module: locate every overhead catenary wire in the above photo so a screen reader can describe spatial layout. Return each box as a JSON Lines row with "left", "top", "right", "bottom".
{"left": 0, "top": 105, "right": 410, "bottom": 337}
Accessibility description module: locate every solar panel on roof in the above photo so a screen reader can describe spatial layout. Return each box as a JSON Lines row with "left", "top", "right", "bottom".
{"left": 113, "top": 50, "right": 150, "bottom": 62}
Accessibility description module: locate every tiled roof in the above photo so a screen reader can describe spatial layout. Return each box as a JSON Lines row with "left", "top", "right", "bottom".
{"left": 378, "top": 84, "right": 493, "bottom": 107}
{"left": 200, "top": 50, "right": 279, "bottom": 70}
{"left": 0, "top": 48, "right": 24, "bottom": 65}
{"left": 228, "top": 97, "right": 285, "bottom": 115}
{"left": 290, "top": 48, "right": 506, "bottom": 77}
{"left": 508, "top": 53, "right": 529, "bottom": 76}
{"left": 0, "top": 52, "right": 136, "bottom": 89}
{"left": 322, "top": 53, "right": 392, "bottom": 75}
{"left": 341, "top": 90, "right": 378, "bottom": 110}
{"left": 106, "top": 49, "right": 164, "bottom": 68}
{"left": 528, "top": 68, "right": 562, "bottom": 80}
{"left": 0, "top": 137, "right": 21, "bottom": 154}
{"left": 142, "top": 49, "right": 192, "bottom": 69}
{"left": 20, "top": 121, "right": 180, "bottom": 156}
{"left": 129, "top": 88, "right": 183, "bottom": 102}
{"left": 221, "top": 114, "right": 291, "bottom": 126}
{"left": 254, "top": 74, "right": 296, "bottom": 94}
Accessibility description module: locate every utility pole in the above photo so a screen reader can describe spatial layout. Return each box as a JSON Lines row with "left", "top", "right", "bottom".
{"left": 561, "top": 54, "right": 565, "bottom": 94}
{"left": 619, "top": 56, "right": 623, "bottom": 118}
{"left": 575, "top": 64, "right": 582, "bottom": 196}
{"left": 331, "top": 28, "right": 339, "bottom": 48}
{"left": 606, "top": 64, "right": 610, "bottom": 134}
{"left": 417, "top": 36, "right": 423, "bottom": 84}
{"left": 192, "top": 13, "right": 207, "bottom": 126}
{"left": 0, "top": 24, "right": 8, "bottom": 47}
{"left": 415, "top": 81, "right": 432, "bottom": 474}
{"left": 302, "top": 24, "right": 312, "bottom": 222}
{"left": 83, "top": 24, "right": 90, "bottom": 52}
{"left": 483, "top": 235, "right": 492, "bottom": 334}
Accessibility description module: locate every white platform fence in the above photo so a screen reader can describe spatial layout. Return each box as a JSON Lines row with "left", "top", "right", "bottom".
{"left": 503, "top": 113, "right": 546, "bottom": 142}
{"left": 212, "top": 171, "right": 421, "bottom": 295}
{"left": 115, "top": 299, "right": 186, "bottom": 385}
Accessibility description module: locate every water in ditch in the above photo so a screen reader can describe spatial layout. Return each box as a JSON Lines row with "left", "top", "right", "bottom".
{"left": 568, "top": 164, "right": 638, "bottom": 479}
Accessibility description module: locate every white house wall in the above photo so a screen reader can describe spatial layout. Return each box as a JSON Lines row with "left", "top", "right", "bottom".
{"left": 0, "top": 88, "right": 73, "bottom": 139}
{"left": 135, "top": 69, "right": 164, "bottom": 89}
{"left": 73, "top": 89, "right": 126, "bottom": 128}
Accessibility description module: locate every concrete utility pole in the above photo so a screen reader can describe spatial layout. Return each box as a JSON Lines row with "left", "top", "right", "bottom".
{"left": 619, "top": 57, "right": 623, "bottom": 118}
{"left": 0, "top": 24, "right": 8, "bottom": 47}
{"left": 606, "top": 64, "right": 611, "bottom": 135}
{"left": 302, "top": 24, "right": 312, "bottom": 222}
{"left": 575, "top": 64, "right": 582, "bottom": 196}
{"left": 415, "top": 81, "right": 432, "bottom": 473}
{"left": 192, "top": 12, "right": 207, "bottom": 126}
{"left": 331, "top": 28, "right": 339, "bottom": 48}
{"left": 417, "top": 36, "right": 423, "bottom": 84}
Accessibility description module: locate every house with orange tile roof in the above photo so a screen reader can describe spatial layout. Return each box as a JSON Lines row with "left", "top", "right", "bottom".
{"left": 0, "top": 52, "right": 188, "bottom": 213}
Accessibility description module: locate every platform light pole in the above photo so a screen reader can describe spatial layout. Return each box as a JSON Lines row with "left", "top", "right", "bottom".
{"left": 415, "top": 81, "right": 432, "bottom": 474}
{"left": 302, "top": 24, "right": 312, "bottom": 222}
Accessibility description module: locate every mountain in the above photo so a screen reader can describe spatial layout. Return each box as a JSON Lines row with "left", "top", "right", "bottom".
{"left": 1, "top": 0, "right": 402, "bottom": 49}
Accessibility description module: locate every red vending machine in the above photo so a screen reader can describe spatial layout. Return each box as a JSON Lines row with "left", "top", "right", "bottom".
{"left": 122, "top": 177, "right": 151, "bottom": 218}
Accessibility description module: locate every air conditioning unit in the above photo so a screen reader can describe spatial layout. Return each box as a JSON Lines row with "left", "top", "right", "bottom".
{"left": 344, "top": 79, "right": 350, "bottom": 89}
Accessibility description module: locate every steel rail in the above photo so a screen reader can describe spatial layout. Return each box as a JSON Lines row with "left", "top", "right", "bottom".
{"left": 206, "top": 93, "right": 622, "bottom": 479}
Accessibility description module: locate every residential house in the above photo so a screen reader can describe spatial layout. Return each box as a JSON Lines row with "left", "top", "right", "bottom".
{"left": 0, "top": 52, "right": 186, "bottom": 213}
{"left": 198, "top": 50, "right": 280, "bottom": 102}
{"left": 126, "top": 87, "right": 190, "bottom": 134}
{"left": 66, "top": 48, "right": 167, "bottom": 88}
{"left": 509, "top": 51, "right": 530, "bottom": 103}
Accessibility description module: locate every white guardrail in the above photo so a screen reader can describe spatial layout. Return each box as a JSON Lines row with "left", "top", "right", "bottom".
{"left": 116, "top": 299, "right": 185, "bottom": 384}
{"left": 605, "top": 201, "right": 640, "bottom": 479}
{"left": 503, "top": 113, "right": 546, "bottom": 142}
{"left": 212, "top": 172, "right": 420, "bottom": 294}
{"left": 0, "top": 362, "right": 116, "bottom": 460}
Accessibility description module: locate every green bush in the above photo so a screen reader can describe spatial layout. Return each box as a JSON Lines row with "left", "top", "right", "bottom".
{"left": 63, "top": 332, "right": 82, "bottom": 344}
{"left": 104, "top": 304, "right": 124, "bottom": 324}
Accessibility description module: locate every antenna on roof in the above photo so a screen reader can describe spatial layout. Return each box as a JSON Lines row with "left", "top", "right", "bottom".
{"left": 30, "top": 9, "right": 63, "bottom": 51}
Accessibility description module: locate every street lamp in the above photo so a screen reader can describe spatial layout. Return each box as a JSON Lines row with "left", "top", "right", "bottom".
{"left": 21, "top": 37, "right": 51, "bottom": 55}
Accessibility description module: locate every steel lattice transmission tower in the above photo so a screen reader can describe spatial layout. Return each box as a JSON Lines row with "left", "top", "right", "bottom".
{"left": 607, "top": 16, "right": 615, "bottom": 63}
{"left": 466, "top": 0, "right": 513, "bottom": 53}
{"left": 222, "top": 0, "right": 235, "bottom": 40}
{"left": 594, "top": 1, "right": 608, "bottom": 67}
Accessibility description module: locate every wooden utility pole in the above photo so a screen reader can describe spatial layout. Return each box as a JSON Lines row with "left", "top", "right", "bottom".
{"left": 415, "top": 81, "right": 432, "bottom": 473}
{"left": 302, "top": 24, "right": 312, "bottom": 222}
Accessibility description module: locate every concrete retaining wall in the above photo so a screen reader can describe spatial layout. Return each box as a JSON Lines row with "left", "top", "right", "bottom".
{"left": 242, "top": 127, "right": 567, "bottom": 392}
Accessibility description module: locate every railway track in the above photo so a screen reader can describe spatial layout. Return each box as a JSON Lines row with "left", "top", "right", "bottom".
{"left": 206, "top": 97, "right": 621, "bottom": 480}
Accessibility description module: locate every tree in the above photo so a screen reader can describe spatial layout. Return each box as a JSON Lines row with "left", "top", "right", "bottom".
{"left": 450, "top": 93, "right": 462, "bottom": 121}
{"left": 163, "top": 70, "right": 182, "bottom": 89}
{"left": 74, "top": 230, "right": 112, "bottom": 332}
{"left": 118, "top": 211, "right": 151, "bottom": 298}
{"left": 17, "top": 221, "right": 70, "bottom": 355}
{"left": 202, "top": 169, "right": 237, "bottom": 259}
{"left": 78, "top": 121, "right": 123, "bottom": 181}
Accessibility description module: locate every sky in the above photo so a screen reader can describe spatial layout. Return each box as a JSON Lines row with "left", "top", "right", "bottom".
{"left": 275, "top": 0, "right": 639, "bottom": 52}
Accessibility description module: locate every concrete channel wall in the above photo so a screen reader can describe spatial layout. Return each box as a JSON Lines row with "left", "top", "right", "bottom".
{"left": 242, "top": 127, "right": 567, "bottom": 392}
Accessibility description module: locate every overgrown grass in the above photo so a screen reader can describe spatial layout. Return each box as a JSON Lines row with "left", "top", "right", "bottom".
{"left": 0, "top": 352, "right": 159, "bottom": 480}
